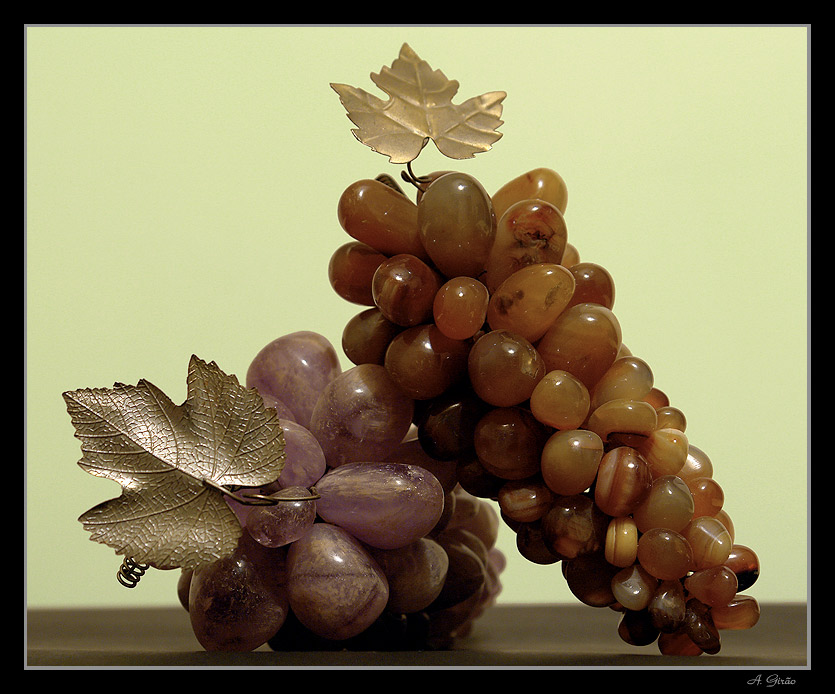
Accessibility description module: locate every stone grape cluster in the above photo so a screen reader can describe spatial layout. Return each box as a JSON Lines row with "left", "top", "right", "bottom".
{"left": 178, "top": 166, "right": 761, "bottom": 656}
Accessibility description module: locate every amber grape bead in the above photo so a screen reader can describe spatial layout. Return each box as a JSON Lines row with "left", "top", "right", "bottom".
{"left": 328, "top": 241, "right": 388, "bottom": 306}
{"left": 372, "top": 254, "right": 443, "bottom": 327}
{"left": 648, "top": 579, "right": 687, "bottom": 633}
{"left": 515, "top": 521, "right": 561, "bottom": 565}
{"left": 618, "top": 609, "right": 660, "bottom": 647}
{"left": 566, "top": 262, "right": 615, "bottom": 310}
{"left": 416, "top": 388, "right": 485, "bottom": 461}
{"left": 655, "top": 406, "right": 687, "bottom": 432}
{"left": 594, "top": 446, "right": 653, "bottom": 517}
{"left": 491, "top": 167, "right": 569, "bottom": 221}
{"left": 604, "top": 516, "right": 639, "bottom": 568}
{"left": 562, "top": 552, "right": 619, "bottom": 607}
{"left": 341, "top": 308, "right": 401, "bottom": 366}
{"left": 611, "top": 563, "right": 658, "bottom": 611}
{"left": 683, "top": 598, "right": 721, "bottom": 655}
{"left": 686, "top": 476, "right": 725, "bottom": 517}
{"left": 540, "top": 429, "right": 604, "bottom": 496}
{"left": 486, "top": 263, "right": 575, "bottom": 343}
{"left": 433, "top": 277, "right": 489, "bottom": 340}
{"left": 590, "top": 356, "right": 654, "bottom": 410}
{"left": 417, "top": 172, "right": 496, "bottom": 278}
{"left": 529, "top": 369, "right": 590, "bottom": 430}
{"left": 561, "top": 243, "right": 580, "bottom": 268}
{"left": 710, "top": 594, "right": 760, "bottom": 630}
{"left": 677, "top": 445, "right": 714, "bottom": 481}
{"left": 541, "top": 494, "right": 609, "bottom": 560}
{"left": 537, "top": 302, "right": 622, "bottom": 390}
{"left": 468, "top": 330, "right": 546, "bottom": 407}
{"left": 632, "top": 475, "right": 695, "bottom": 533}
{"left": 639, "top": 428, "right": 689, "bottom": 478}
{"left": 473, "top": 407, "right": 550, "bottom": 480}
{"left": 384, "top": 324, "right": 470, "bottom": 400}
{"left": 586, "top": 398, "right": 658, "bottom": 442}
{"left": 484, "top": 200, "right": 568, "bottom": 293}
{"left": 684, "top": 565, "right": 738, "bottom": 607}
{"left": 337, "top": 178, "right": 427, "bottom": 260}
{"left": 724, "top": 545, "right": 760, "bottom": 590}
{"left": 637, "top": 528, "right": 693, "bottom": 580}
{"left": 497, "top": 478, "right": 555, "bottom": 523}
{"left": 682, "top": 516, "right": 733, "bottom": 571}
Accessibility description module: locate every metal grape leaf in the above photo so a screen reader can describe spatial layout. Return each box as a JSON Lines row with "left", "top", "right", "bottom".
{"left": 63, "top": 355, "right": 286, "bottom": 571}
{"left": 331, "top": 43, "right": 506, "bottom": 164}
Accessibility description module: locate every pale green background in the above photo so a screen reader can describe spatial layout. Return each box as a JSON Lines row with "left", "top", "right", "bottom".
{"left": 26, "top": 25, "right": 808, "bottom": 611}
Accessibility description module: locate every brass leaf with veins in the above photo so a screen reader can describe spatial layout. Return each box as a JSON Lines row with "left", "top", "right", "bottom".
{"left": 63, "top": 355, "right": 285, "bottom": 571}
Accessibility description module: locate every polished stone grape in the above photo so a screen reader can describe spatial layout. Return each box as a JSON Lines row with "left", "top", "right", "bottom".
{"left": 417, "top": 172, "right": 496, "bottom": 278}
{"left": 586, "top": 398, "right": 658, "bottom": 442}
{"left": 639, "top": 427, "right": 689, "bottom": 478}
{"left": 245, "top": 487, "right": 317, "bottom": 548}
{"left": 566, "top": 262, "right": 615, "bottom": 310}
{"left": 372, "top": 253, "right": 444, "bottom": 327}
{"left": 384, "top": 323, "right": 471, "bottom": 400}
{"left": 632, "top": 475, "right": 695, "bottom": 533}
{"left": 710, "top": 594, "right": 761, "bottom": 630}
{"left": 686, "top": 476, "right": 725, "bottom": 517}
{"left": 541, "top": 493, "right": 609, "bottom": 560}
{"left": 604, "top": 516, "right": 639, "bottom": 568}
{"left": 655, "top": 405, "right": 687, "bottom": 432}
{"left": 468, "top": 330, "right": 546, "bottom": 407}
{"left": 515, "top": 520, "right": 561, "bottom": 565}
{"left": 611, "top": 563, "right": 658, "bottom": 611}
{"left": 473, "top": 406, "right": 550, "bottom": 480}
{"left": 246, "top": 332, "right": 342, "bottom": 429}
{"left": 677, "top": 444, "right": 714, "bottom": 481}
{"left": 341, "top": 307, "right": 402, "bottom": 366}
{"left": 308, "top": 363, "right": 414, "bottom": 467}
{"left": 637, "top": 528, "right": 694, "bottom": 580}
{"left": 529, "top": 369, "right": 590, "bottom": 430}
{"left": 563, "top": 552, "right": 619, "bottom": 607}
{"left": 491, "top": 168, "right": 569, "bottom": 221}
{"left": 540, "top": 429, "right": 604, "bottom": 496}
{"left": 484, "top": 200, "right": 568, "bottom": 293}
{"left": 274, "top": 419, "right": 326, "bottom": 488}
{"left": 486, "top": 263, "right": 575, "bottom": 343}
{"left": 497, "top": 477, "right": 554, "bottom": 523}
{"left": 537, "top": 302, "right": 622, "bottom": 391}
{"left": 369, "top": 538, "right": 449, "bottom": 614}
{"left": 618, "top": 608, "right": 660, "bottom": 647}
{"left": 189, "top": 534, "right": 289, "bottom": 651}
{"left": 314, "top": 462, "right": 444, "bottom": 549}
{"left": 416, "top": 387, "right": 486, "bottom": 461}
{"left": 594, "top": 446, "right": 653, "bottom": 517}
{"left": 684, "top": 565, "right": 738, "bottom": 607}
{"left": 648, "top": 579, "right": 687, "bottom": 633}
{"left": 590, "top": 356, "right": 653, "bottom": 410}
{"left": 683, "top": 597, "right": 721, "bottom": 654}
{"left": 724, "top": 544, "right": 760, "bottom": 591}
{"left": 328, "top": 240, "right": 388, "bottom": 306}
{"left": 433, "top": 276, "right": 490, "bottom": 340}
{"left": 682, "top": 515, "right": 733, "bottom": 571}
{"left": 338, "top": 178, "right": 428, "bottom": 260}
{"left": 286, "top": 523, "right": 389, "bottom": 641}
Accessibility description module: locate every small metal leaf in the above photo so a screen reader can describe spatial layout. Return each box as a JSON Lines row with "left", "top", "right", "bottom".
{"left": 63, "top": 355, "right": 285, "bottom": 571}
{"left": 331, "top": 43, "right": 506, "bottom": 164}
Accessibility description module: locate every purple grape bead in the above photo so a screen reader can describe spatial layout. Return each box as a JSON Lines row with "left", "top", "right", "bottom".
{"left": 276, "top": 419, "right": 327, "bottom": 488}
{"left": 246, "top": 331, "right": 342, "bottom": 428}
{"left": 286, "top": 523, "right": 389, "bottom": 640}
{"left": 314, "top": 462, "right": 445, "bottom": 549}
{"left": 369, "top": 537, "right": 449, "bottom": 613}
{"left": 308, "top": 364, "right": 414, "bottom": 468}
{"left": 188, "top": 534, "right": 289, "bottom": 651}
{"left": 245, "top": 487, "right": 317, "bottom": 548}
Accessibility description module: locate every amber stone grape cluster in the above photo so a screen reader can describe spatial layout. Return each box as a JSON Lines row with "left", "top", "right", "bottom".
{"left": 329, "top": 167, "right": 761, "bottom": 656}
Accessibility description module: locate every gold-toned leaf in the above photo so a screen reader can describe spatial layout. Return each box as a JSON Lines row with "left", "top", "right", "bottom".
{"left": 63, "top": 355, "right": 285, "bottom": 571}
{"left": 331, "top": 43, "right": 506, "bottom": 164}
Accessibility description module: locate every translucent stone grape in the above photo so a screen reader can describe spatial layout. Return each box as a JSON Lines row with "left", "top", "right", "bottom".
{"left": 274, "top": 419, "right": 326, "bottom": 488}
{"left": 528, "top": 369, "right": 589, "bottom": 430}
{"left": 594, "top": 446, "right": 653, "bottom": 517}
{"left": 314, "top": 462, "right": 444, "bottom": 549}
{"left": 384, "top": 323, "right": 471, "bottom": 400}
{"left": 445, "top": 488, "right": 501, "bottom": 551}
{"left": 686, "top": 476, "right": 725, "bottom": 517}
{"left": 677, "top": 444, "right": 714, "bottom": 481}
{"left": 189, "top": 534, "right": 289, "bottom": 651}
{"left": 563, "top": 552, "right": 619, "bottom": 607}
{"left": 246, "top": 332, "right": 342, "bottom": 428}
{"left": 415, "top": 387, "right": 486, "bottom": 461}
{"left": 566, "top": 262, "right": 615, "bottom": 310}
{"left": 637, "top": 528, "right": 693, "bottom": 580}
{"left": 540, "top": 429, "right": 604, "bottom": 496}
{"left": 604, "top": 516, "right": 639, "bottom": 568}
{"left": 385, "top": 437, "right": 458, "bottom": 493}
{"left": 725, "top": 544, "right": 760, "bottom": 591}
{"left": 337, "top": 178, "right": 428, "bottom": 260}
{"left": 484, "top": 199, "right": 568, "bottom": 293}
{"left": 491, "top": 168, "right": 569, "bottom": 221}
{"left": 618, "top": 609, "right": 660, "bottom": 647}
{"left": 684, "top": 565, "right": 738, "bottom": 607}
{"left": 308, "top": 363, "right": 414, "bottom": 467}
{"left": 485, "top": 263, "right": 575, "bottom": 343}
{"left": 710, "top": 594, "right": 761, "bottom": 630}
{"left": 286, "top": 523, "right": 389, "bottom": 640}
{"left": 541, "top": 494, "right": 609, "bottom": 560}
{"left": 515, "top": 520, "right": 561, "bottom": 565}
{"left": 715, "top": 508, "right": 735, "bottom": 542}
{"left": 260, "top": 393, "right": 296, "bottom": 423}
{"left": 682, "top": 516, "right": 733, "bottom": 571}
{"left": 417, "top": 172, "right": 496, "bottom": 278}
{"left": 648, "top": 579, "right": 687, "bottom": 633}
{"left": 683, "top": 598, "right": 721, "bottom": 655}
{"left": 341, "top": 307, "right": 401, "bottom": 366}
{"left": 372, "top": 253, "right": 444, "bottom": 327}
{"left": 468, "top": 330, "right": 546, "bottom": 407}
{"left": 632, "top": 475, "right": 695, "bottom": 533}
{"left": 328, "top": 240, "right": 388, "bottom": 306}
{"left": 561, "top": 242, "right": 580, "bottom": 268}
{"left": 498, "top": 477, "right": 555, "bottom": 523}
{"left": 473, "top": 406, "right": 550, "bottom": 480}
{"left": 433, "top": 276, "right": 489, "bottom": 340}
{"left": 245, "top": 487, "right": 317, "bottom": 548}
{"left": 639, "top": 428, "right": 689, "bottom": 478}
{"left": 611, "top": 563, "right": 658, "bottom": 611}
{"left": 655, "top": 405, "right": 687, "bottom": 432}
{"left": 590, "top": 356, "right": 653, "bottom": 410}
{"left": 430, "top": 530, "right": 488, "bottom": 611}
{"left": 537, "top": 302, "right": 622, "bottom": 391}
{"left": 657, "top": 630, "right": 703, "bottom": 656}
{"left": 586, "top": 398, "right": 658, "bottom": 442}
{"left": 369, "top": 538, "right": 449, "bottom": 614}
